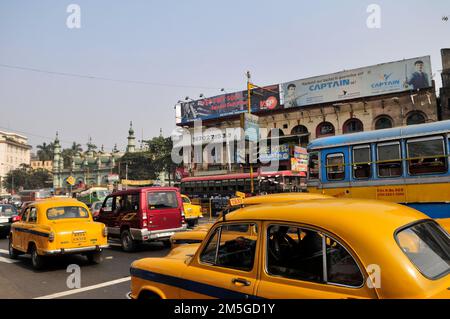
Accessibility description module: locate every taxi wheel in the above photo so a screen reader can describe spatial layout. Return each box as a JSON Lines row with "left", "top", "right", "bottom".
{"left": 8, "top": 236, "right": 20, "bottom": 259}
{"left": 121, "top": 230, "right": 137, "bottom": 252}
{"left": 30, "top": 245, "right": 45, "bottom": 270}
{"left": 86, "top": 251, "right": 103, "bottom": 264}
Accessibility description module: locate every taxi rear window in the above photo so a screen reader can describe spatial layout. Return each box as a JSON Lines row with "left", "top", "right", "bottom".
{"left": 396, "top": 221, "right": 450, "bottom": 279}
{"left": 47, "top": 206, "right": 89, "bottom": 220}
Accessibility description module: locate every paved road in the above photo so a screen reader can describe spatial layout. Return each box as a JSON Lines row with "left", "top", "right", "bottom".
{"left": 0, "top": 238, "right": 170, "bottom": 299}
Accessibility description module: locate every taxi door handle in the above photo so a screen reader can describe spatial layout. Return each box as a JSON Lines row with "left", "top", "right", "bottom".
{"left": 232, "top": 278, "right": 250, "bottom": 286}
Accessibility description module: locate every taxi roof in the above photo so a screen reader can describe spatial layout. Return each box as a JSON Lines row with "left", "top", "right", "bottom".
{"left": 31, "top": 197, "right": 85, "bottom": 209}
{"left": 225, "top": 198, "right": 427, "bottom": 238}
{"left": 241, "top": 193, "right": 332, "bottom": 205}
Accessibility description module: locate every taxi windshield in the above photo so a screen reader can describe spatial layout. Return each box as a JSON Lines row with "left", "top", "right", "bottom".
{"left": 396, "top": 221, "right": 450, "bottom": 279}
{"left": 46, "top": 206, "right": 90, "bottom": 220}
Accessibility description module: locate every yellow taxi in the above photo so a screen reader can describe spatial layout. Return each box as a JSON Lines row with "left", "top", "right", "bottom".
{"left": 181, "top": 195, "right": 203, "bottom": 227}
{"left": 9, "top": 198, "right": 108, "bottom": 269}
{"left": 170, "top": 193, "right": 332, "bottom": 248}
{"left": 130, "top": 198, "right": 450, "bottom": 299}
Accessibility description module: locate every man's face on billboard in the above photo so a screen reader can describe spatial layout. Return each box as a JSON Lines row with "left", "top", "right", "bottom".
{"left": 288, "top": 86, "right": 296, "bottom": 96}
{"left": 415, "top": 62, "right": 424, "bottom": 72}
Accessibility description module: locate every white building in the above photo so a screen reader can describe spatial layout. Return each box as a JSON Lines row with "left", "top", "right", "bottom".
{"left": 0, "top": 130, "right": 32, "bottom": 194}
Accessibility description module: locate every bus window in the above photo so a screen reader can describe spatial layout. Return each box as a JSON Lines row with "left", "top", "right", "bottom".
{"left": 407, "top": 136, "right": 447, "bottom": 175}
{"left": 377, "top": 142, "right": 402, "bottom": 178}
{"left": 237, "top": 179, "right": 245, "bottom": 192}
{"left": 308, "top": 152, "right": 320, "bottom": 180}
{"left": 244, "top": 179, "right": 252, "bottom": 192}
{"left": 352, "top": 146, "right": 371, "bottom": 179}
{"left": 326, "top": 153, "right": 345, "bottom": 181}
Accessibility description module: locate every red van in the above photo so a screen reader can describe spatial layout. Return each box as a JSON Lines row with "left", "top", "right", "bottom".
{"left": 97, "top": 187, "right": 187, "bottom": 251}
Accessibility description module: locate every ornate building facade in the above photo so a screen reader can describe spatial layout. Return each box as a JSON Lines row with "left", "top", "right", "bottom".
{"left": 52, "top": 123, "right": 136, "bottom": 189}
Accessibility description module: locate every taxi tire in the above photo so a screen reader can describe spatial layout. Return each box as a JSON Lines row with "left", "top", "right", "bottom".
{"left": 86, "top": 251, "right": 103, "bottom": 264}
{"left": 121, "top": 230, "right": 137, "bottom": 252}
{"left": 30, "top": 245, "right": 45, "bottom": 270}
{"left": 8, "top": 236, "right": 20, "bottom": 259}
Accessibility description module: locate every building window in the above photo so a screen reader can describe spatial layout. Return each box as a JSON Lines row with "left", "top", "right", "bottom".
{"left": 377, "top": 142, "right": 402, "bottom": 178}
{"left": 267, "top": 128, "right": 285, "bottom": 138}
{"left": 352, "top": 146, "right": 371, "bottom": 179}
{"left": 374, "top": 116, "right": 393, "bottom": 130}
{"left": 406, "top": 112, "right": 426, "bottom": 125}
{"left": 343, "top": 118, "right": 364, "bottom": 134}
{"left": 326, "top": 153, "right": 345, "bottom": 181}
{"left": 291, "top": 125, "right": 309, "bottom": 146}
{"left": 316, "top": 122, "right": 335, "bottom": 137}
{"left": 407, "top": 136, "right": 447, "bottom": 175}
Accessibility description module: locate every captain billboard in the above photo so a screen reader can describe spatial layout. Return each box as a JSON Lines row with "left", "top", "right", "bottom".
{"left": 281, "top": 56, "right": 432, "bottom": 108}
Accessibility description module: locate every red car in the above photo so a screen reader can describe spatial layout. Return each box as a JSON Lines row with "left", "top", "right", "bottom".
{"left": 97, "top": 187, "right": 187, "bottom": 251}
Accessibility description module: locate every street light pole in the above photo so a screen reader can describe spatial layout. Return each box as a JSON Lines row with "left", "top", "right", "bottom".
{"left": 246, "top": 71, "right": 255, "bottom": 194}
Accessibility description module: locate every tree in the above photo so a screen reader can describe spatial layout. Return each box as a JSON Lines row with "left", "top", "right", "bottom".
{"left": 117, "top": 152, "right": 157, "bottom": 181}
{"left": 4, "top": 164, "right": 52, "bottom": 192}
{"left": 145, "top": 136, "right": 175, "bottom": 185}
{"left": 62, "top": 142, "right": 83, "bottom": 168}
{"left": 36, "top": 142, "right": 54, "bottom": 161}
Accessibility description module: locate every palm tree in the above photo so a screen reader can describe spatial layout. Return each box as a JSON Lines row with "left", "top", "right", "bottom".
{"left": 36, "top": 142, "right": 54, "bottom": 161}
{"left": 71, "top": 142, "right": 83, "bottom": 153}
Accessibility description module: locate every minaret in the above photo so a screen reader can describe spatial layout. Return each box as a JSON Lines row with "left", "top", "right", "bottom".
{"left": 126, "top": 121, "right": 136, "bottom": 153}
{"left": 52, "top": 132, "right": 62, "bottom": 188}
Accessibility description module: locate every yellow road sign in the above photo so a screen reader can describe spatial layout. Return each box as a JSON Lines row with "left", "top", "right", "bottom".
{"left": 66, "top": 176, "right": 75, "bottom": 186}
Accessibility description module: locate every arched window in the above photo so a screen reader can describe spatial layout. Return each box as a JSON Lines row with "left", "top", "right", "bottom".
{"left": 406, "top": 112, "right": 426, "bottom": 125}
{"left": 374, "top": 116, "right": 393, "bottom": 130}
{"left": 291, "top": 125, "right": 308, "bottom": 135}
{"left": 291, "top": 125, "right": 309, "bottom": 146}
{"left": 316, "top": 122, "right": 335, "bottom": 137}
{"left": 267, "top": 128, "right": 285, "bottom": 138}
{"left": 343, "top": 118, "right": 363, "bottom": 134}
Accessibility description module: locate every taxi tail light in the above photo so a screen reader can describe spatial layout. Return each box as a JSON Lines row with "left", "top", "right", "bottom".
{"left": 102, "top": 227, "right": 108, "bottom": 237}
{"left": 48, "top": 232, "right": 55, "bottom": 242}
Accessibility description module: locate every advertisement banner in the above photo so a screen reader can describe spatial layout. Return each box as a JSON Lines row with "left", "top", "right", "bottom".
{"left": 259, "top": 144, "right": 290, "bottom": 162}
{"left": 180, "top": 85, "right": 280, "bottom": 124}
{"left": 281, "top": 56, "right": 432, "bottom": 108}
{"left": 241, "top": 113, "right": 260, "bottom": 142}
{"left": 292, "top": 146, "right": 308, "bottom": 172}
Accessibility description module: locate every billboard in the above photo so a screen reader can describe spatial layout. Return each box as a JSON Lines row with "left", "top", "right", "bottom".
{"left": 180, "top": 85, "right": 280, "bottom": 124}
{"left": 281, "top": 56, "right": 432, "bottom": 108}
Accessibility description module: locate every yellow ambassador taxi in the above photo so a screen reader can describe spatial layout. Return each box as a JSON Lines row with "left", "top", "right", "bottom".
{"left": 181, "top": 195, "right": 203, "bottom": 227}
{"left": 129, "top": 198, "right": 450, "bottom": 299}
{"left": 9, "top": 198, "right": 108, "bottom": 269}
{"left": 170, "top": 192, "right": 332, "bottom": 247}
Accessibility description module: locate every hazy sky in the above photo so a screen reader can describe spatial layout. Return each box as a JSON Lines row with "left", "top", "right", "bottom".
{"left": 1, "top": 0, "right": 449, "bottom": 153}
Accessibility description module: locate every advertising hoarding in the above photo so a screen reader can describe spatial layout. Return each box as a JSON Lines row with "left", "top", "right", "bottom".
{"left": 180, "top": 85, "right": 280, "bottom": 124}
{"left": 281, "top": 56, "right": 432, "bottom": 108}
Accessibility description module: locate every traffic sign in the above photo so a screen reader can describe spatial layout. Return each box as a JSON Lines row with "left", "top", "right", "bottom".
{"left": 66, "top": 176, "right": 75, "bottom": 186}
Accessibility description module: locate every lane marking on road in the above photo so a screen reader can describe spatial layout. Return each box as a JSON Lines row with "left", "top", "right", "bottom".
{"left": 0, "top": 249, "right": 9, "bottom": 254}
{"left": 105, "top": 256, "right": 113, "bottom": 260}
{"left": 34, "top": 276, "right": 131, "bottom": 299}
{"left": 0, "top": 256, "right": 19, "bottom": 264}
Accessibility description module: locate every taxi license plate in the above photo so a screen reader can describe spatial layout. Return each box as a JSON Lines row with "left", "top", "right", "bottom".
{"left": 72, "top": 231, "right": 86, "bottom": 242}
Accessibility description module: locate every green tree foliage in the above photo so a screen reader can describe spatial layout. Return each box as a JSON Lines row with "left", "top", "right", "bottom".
{"left": 4, "top": 164, "right": 52, "bottom": 192}
{"left": 36, "top": 142, "right": 54, "bottom": 161}
{"left": 117, "top": 152, "right": 156, "bottom": 180}
{"left": 115, "top": 136, "right": 175, "bottom": 183}
{"left": 62, "top": 142, "right": 83, "bottom": 168}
